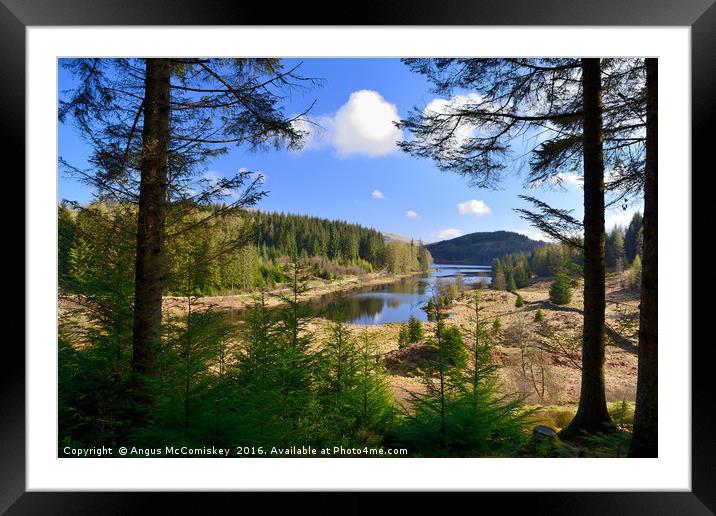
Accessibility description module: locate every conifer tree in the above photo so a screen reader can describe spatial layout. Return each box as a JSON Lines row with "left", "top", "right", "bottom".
{"left": 491, "top": 258, "right": 507, "bottom": 291}
{"left": 232, "top": 290, "right": 286, "bottom": 445}
{"left": 59, "top": 204, "right": 138, "bottom": 447}
{"left": 60, "top": 58, "right": 316, "bottom": 414}
{"left": 624, "top": 212, "right": 644, "bottom": 263}
{"left": 492, "top": 317, "right": 502, "bottom": 335}
{"left": 447, "top": 291, "right": 528, "bottom": 453}
{"left": 407, "top": 315, "right": 424, "bottom": 342}
{"left": 399, "top": 58, "right": 637, "bottom": 435}
{"left": 355, "top": 328, "right": 395, "bottom": 434}
{"left": 630, "top": 59, "right": 658, "bottom": 457}
{"left": 397, "top": 325, "right": 410, "bottom": 348}
{"left": 316, "top": 309, "right": 395, "bottom": 442}
{"left": 549, "top": 271, "right": 573, "bottom": 305}
{"left": 606, "top": 226, "right": 625, "bottom": 269}
{"left": 319, "top": 307, "right": 359, "bottom": 436}
{"left": 507, "top": 273, "right": 517, "bottom": 293}
{"left": 272, "top": 258, "right": 320, "bottom": 439}
{"left": 397, "top": 291, "right": 528, "bottom": 455}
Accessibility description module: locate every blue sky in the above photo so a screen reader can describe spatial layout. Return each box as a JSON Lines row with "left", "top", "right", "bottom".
{"left": 58, "top": 58, "right": 639, "bottom": 243}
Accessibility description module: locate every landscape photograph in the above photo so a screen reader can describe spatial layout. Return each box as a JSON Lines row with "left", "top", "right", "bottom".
{"left": 57, "top": 57, "right": 657, "bottom": 459}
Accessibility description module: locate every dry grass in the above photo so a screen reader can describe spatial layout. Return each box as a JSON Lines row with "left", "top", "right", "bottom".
{"left": 335, "top": 272, "right": 640, "bottom": 411}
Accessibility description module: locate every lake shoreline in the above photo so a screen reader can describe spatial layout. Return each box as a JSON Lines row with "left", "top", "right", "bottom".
{"left": 162, "top": 269, "right": 428, "bottom": 315}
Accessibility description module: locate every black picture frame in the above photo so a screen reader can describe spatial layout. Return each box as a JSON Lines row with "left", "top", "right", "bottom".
{"left": 5, "top": 0, "right": 710, "bottom": 512}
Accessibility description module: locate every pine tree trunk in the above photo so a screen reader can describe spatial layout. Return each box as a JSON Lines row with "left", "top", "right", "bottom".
{"left": 562, "top": 58, "right": 612, "bottom": 436}
{"left": 131, "top": 58, "right": 172, "bottom": 408}
{"left": 630, "top": 58, "right": 658, "bottom": 457}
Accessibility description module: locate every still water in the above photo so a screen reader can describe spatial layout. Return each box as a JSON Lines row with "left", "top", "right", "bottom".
{"left": 310, "top": 264, "right": 491, "bottom": 325}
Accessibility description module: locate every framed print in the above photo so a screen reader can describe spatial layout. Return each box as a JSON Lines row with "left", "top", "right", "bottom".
{"left": 4, "top": 0, "right": 712, "bottom": 512}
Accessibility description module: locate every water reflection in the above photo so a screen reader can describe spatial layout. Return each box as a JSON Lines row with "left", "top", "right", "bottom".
{"left": 311, "top": 264, "right": 491, "bottom": 325}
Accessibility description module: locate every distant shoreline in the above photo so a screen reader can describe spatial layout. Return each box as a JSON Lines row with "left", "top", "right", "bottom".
{"left": 432, "top": 262, "right": 492, "bottom": 267}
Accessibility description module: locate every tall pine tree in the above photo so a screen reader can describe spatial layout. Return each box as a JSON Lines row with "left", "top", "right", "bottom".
{"left": 60, "top": 58, "right": 316, "bottom": 415}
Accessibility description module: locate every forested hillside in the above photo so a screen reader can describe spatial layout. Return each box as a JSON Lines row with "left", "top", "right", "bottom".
{"left": 59, "top": 203, "right": 432, "bottom": 296}
{"left": 426, "top": 231, "right": 545, "bottom": 265}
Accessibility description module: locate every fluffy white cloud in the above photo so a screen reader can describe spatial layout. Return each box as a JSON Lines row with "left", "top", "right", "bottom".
{"left": 371, "top": 189, "right": 385, "bottom": 200}
{"left": 333, "top": 90, "right": 403, "bottom": 157}
{"left": 406, "top": 210, "right": 419, "bottom": 219}
{"left": 295, "top": 90, "right": 402, "bottom": 158}
{"left": 457, "top": 199, "right": 491, "bottom": 216}
{"left": 437, "top": 228, "right": 463, "bottom": 240}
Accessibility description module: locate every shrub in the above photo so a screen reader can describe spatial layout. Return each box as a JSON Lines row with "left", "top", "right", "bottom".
{"left": 629, "top": 254, "right": 642, "bottom": 288}
{"left": 448, "top": 283, "right": 460, "bottom": 301}
{"left": 492, "top": 317, "right": 502, "bottom": 334}
{"left": 608, "top": 399, "right": 635, "bottom": 429}
{"left": 515, "top": 294, "right": 525, "bottom": 308}
{"left": 534, "top": 309, "right": 545, "bottom": 322}
{"left": 553, "top": 409, "right": 573, "bottom": 429}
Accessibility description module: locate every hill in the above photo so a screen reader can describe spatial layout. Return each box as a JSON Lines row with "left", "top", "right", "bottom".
{"left": 426, "top": 230, "right": 546, "bottom": 265}
{"left": 382, "top": 232, "right": 412, "bottom": 244}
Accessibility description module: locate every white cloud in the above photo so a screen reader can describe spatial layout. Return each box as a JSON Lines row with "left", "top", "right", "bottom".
{"left": 333, "top": 90, "right": 403, "bottom": 157}
{"left": 457, "top": 199, "right": 491, "bottom": 216}
{"left": 424, "top": 93, "right": 483, "bottom": 119}
{"left": 292, "top": 114, "right": 334, "bottom": 151}
{"left": 201, "top": 170, "right": 237, "bottom": 200}
{"left": 238, "top": 166, "right": 267, "bottom": 184}
{"left": 248, "top": 172, "right": 267, "bottom": 184}
{"left": 203, "top": 170, "right": 222, "bottom": 182}
{"left": 295, "top": 90, "right": 402, "bottom": 158}
{"left": 530, "top": 171, "right": 582, "bottom": 190}
{"left": 555, "top": 172, "right": 582, "bottom": 188}
{"left": 406, "top": 210, "right": 419, "bottom": 219}
{"left": 437, "top": 228, "right": 463, "bottom": 240}
{"left": 371, "top": 189, "right": 385, "bottom": 200}
{"left": 200, "top": 169, "right": 268, "bottom": 200}
{"left": 422, "top": 93, "right": 488, "bottom": 152}
{"left": 535, "top": 169, "right": 638, "bottom": 191}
